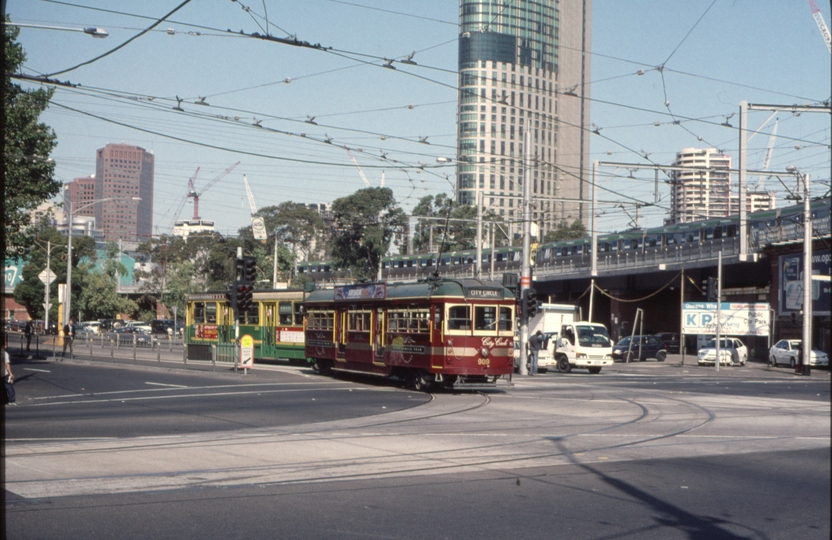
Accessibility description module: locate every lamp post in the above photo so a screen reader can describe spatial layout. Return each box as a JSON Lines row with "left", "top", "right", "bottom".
{"left": 63, "top": 196, "right": 141, "bottom": 328}
{"left": 786, "top": 166, "right": 812, "bottom": 376}
{"left": 6, "top": 22, "right": 109, "bottom": 38}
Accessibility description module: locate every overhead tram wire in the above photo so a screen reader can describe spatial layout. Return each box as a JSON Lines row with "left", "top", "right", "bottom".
{"left": 43, "top": 0, "right": 194, "bottom": 78}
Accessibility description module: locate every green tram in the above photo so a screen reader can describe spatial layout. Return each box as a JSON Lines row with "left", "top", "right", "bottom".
{"left": 185, "top": 289, "right": 306, "bottom": 363}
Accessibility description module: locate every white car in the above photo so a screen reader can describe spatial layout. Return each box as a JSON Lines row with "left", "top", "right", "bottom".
{"left": 697, "top": 338, "right": 748, "bottom": 366}
{"left": 769, "top": 339, "right": 829, "bottom": 368}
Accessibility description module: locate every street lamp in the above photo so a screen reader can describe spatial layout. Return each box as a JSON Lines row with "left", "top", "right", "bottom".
{"left": 785, "top": 165, "right": 812, "bottom": 376}
{"left": 6, "top": 22, "right": 109, "bottom": 38}
{"left": 63, "top": 196, "right": 141, "bottom": 328}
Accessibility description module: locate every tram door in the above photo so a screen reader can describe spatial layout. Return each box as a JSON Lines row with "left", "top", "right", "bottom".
{"left": 263, "top": 303, "right": 276, "bottom": 354}
{"left": 336, "top": 307, "right": 347, "bottom": 360}
{"left": 373, "top": 308, "right": 385, "bottom": 363}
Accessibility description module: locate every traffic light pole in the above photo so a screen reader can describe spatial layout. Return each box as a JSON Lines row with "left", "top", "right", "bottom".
{"left": 518, "top": 130, "right": 532, "bottom": 376}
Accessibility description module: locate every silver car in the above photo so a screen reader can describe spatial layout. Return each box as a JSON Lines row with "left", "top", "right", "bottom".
{"left": 769, "top": 339, "right": 829, "bottom": 368}
{"left": 697, "top": 338, "right": 748, "bottom": 366}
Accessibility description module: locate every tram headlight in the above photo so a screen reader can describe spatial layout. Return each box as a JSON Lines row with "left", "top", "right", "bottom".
{"left": 480, "top": 347, "right": 489, "bottom": 358}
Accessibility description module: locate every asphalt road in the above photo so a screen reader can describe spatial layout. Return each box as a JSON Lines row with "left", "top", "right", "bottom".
{"left": 4, "top": 353, "right": 830, "bottom": 539}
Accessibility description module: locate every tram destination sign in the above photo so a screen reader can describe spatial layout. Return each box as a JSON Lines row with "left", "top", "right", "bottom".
{"left": 682, "top": 302, "right": 770, "bottom": 336}
{"left": 467, "top": 288, "right": 502, "bottom": 298}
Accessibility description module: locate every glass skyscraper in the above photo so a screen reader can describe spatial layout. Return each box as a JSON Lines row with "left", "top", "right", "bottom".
{"left": 456, "top": 0, "right": 591, "bottom": 235}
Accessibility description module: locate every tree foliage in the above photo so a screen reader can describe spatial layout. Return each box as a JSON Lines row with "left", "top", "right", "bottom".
{"left": 330, "top": 187, "right": 407, "bottom": 281}
{"left": 542, "top": 219, "right": 586, "bottom": 242}
{"left": 3, "top": 20, "right": 61, "bottom": 260}
{"left": 410, "top": 193, "right": 504, "bottom": 253}
{"left": 13, "top": 227, "right": 97, "bottom": 320}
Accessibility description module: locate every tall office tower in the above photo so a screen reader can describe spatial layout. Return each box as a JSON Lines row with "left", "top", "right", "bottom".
{"left": 456, "top": 0, "right": 592, "bottom": 236}
{"left": 668, "top": 148, "right": 732, "bottom": 224}
{"left": 94, "top": 143, "right": 154, "bottom": 242}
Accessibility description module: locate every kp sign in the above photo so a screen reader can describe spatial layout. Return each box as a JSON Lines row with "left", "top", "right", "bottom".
{"left": 682, "top": 302, "right": 770, "bottom": 336}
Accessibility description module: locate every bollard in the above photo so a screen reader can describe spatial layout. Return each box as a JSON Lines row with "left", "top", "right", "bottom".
{"left": 133, "top": 337, "right": 137, "bottom": 363}
{"left": 211, "top": 344, "right": 216, "bottom": 371}
{"left": 52, "top": 335, "right": 56, "bottom": 360}
{"left": 110, "top": 338, "right": 114, "bottom": 361}
{"left": 157, "top": 341, "right": 161, "bottom": 366}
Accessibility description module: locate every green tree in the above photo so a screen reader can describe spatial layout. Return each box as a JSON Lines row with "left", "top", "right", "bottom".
{"left": 411, "top": 193, "right": 503, "bottom": 253}
{"left": 542, "top": 219, "right": 586, "bottom": 243}
{"left": 3, "top": 20, "right": 61, "bottom": 260}
{"left": 13, "top": 227, "right": 96, "bottom": 321}
{"left": 330, "top": 187, "right": 407, "bottom": 281}
{"left": 76, "top": 272, "right": 137, "bottom": 321}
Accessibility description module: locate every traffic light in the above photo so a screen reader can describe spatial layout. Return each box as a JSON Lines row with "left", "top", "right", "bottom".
{"left": 234, "top": 257, "right": 246, "bottom": 282}
{"left": 237, "top": 281, "right": 253, "bottom": 313}
{"left": 242, "top": 256, "right": 257, "bottom": 284}
{"left": 706, "top": 277, "right": 718, "bottom": 302}
{"left": 228, "top": 286, "right": 239, "bottom": 315}
{"left": 523, "top": 288, "right": 540, "bottom": 319}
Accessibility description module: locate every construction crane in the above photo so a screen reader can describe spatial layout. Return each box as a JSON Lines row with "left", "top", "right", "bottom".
{"left": 244, "top": 174, "right": 268, "bottom": 241}
{"left": 809, "top": 0, "right": 832, "bottom": 54}
{"left": 344, "top": 145, "right": 385, "bottom": 188}
{"left": 187, "top": 162, "right": 241, "bottom": 220}
{"left": 171, "top": 167, "right": 200, "bottom": 227}
{"left": 243, "top": 174, "right": 258, "bottom": 215}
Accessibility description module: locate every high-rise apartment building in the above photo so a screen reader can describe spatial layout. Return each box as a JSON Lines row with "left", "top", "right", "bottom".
{"left": 94, "top": 143, "right": 154, "bottom": 242}
{"left": 456, "top": 0, "right": 592, "bottom": 235}
{"left": 668, "top": 148, "right": 732, "bottom": 224}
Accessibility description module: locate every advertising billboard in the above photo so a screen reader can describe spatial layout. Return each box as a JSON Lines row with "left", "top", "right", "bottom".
{"left": 778, "top": 249, "right": 830, "bottom": 316}
{"left": 683, "top": 302, "right": 770, "bottom": 336}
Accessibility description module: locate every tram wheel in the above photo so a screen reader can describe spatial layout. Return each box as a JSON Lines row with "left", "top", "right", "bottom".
{"left": 314, "top": 359, "right": 332, "bottom": 376}
{"left": 413, "top": 370, "right": 434, "bottom": 392}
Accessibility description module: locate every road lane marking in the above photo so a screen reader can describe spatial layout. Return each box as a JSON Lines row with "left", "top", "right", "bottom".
{"left": 145, "top": 382, "right": 189, "bottom": 388}
{"left": 23, "top": 368, "right": 51, "bottom": 373}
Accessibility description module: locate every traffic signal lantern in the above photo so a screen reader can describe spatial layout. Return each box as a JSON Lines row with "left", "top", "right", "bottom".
{"left": 242, "top": 256, "right": 257, "bottom": 284}
{"left": 237, "top": 282, "right": 253, "bottom": 313}
{"left": 523, "top": 288, "right": 540, "bottom": 319}
{"left": 706, "top": 277, "right": 718, "bottom": 302}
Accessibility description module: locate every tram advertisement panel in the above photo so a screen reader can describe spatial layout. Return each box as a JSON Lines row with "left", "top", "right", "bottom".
{"left": 778, "top": 249, "right": 830, "bottom": 316}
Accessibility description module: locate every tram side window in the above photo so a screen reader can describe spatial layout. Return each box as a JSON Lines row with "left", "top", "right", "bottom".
{"left": 499, "top": 307, "right": 513, "bottom": 331}
{"left": 474, "top": 306, "right": 498, "bottom": 330}
{"left": 447, "top": 305, "right": 471, "bottom": 330}
{"left": 206, "top": 303, "right": 217, "bottom": 324}
{"left": 308, "top": 310, "right": 334, "bottom": 330}
{"left": 293, "top": 302, "right": 304, "bottom": 325}
{"left": 244, "top": 304, "right": 259, "bottom": 325}
{"left": 194, "top": 302, "right": 205, "bottom": 324}
{"left": 348, "top": 311, "right": 371, "bottom": 332}
{"left": 388, "top": 310, "right": 430, "bottom": 333}
{"left": 278, "top": 301, "right": 293, "bottom": 325}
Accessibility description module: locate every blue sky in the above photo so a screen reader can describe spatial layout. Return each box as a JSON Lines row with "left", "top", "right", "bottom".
{"left": 8, "top": 0, "right": 831, "bottom": 237}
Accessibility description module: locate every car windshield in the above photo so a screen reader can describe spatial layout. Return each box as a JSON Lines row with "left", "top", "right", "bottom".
{"left": 705, "top": 339, "right": 734, "bottom": 349}
{"left": 577, "top": 325, "right": 611, "bottom": 347}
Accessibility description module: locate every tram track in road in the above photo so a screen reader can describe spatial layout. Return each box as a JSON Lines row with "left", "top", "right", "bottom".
{"left": 6, "top": 367, "right": 828, "bottom": 501}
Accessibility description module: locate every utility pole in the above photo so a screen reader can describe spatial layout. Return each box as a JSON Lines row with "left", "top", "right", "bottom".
{"left": 519, "top": 130, "right": 532, "bottom": 376}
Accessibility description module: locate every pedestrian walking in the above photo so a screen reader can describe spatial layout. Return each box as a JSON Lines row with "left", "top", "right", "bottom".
{"left": 529, "top": 330, "right": 544, "bottom": 376}
{"left": 4, "top": 336, "right": 16, "bottom": 405}
{"left": 24, "top": 319, "right": 34, "bottom": 351}
{"left": 62, "top": 318, "right": 76, "bottom": 359}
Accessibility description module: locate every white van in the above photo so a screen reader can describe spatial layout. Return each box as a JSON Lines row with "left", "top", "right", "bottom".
{"left": 81, "top": 321, "right": 101, "bottom": 335}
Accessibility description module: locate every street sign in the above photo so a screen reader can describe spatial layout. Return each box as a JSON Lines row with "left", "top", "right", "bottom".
{"left": 251, "top": 216, "right": 267, "bottom": 240}
{"left": 42, "top": 302, "right": 51, "bottom": 311}
{"left": 239, "top": 334, "right": 254, "bottom": 369}
{"left": 39, "top": 268, "right": 57, "bottom": 284}
{"left": 682, "top": 302, "right": 770, "bottom": 336}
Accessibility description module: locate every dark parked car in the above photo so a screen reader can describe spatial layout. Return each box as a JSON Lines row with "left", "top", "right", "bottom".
{"left": 612, "top": 335, "right": 667, "bottom": 362}
{"left": 653, "top": 332, "right": 680, "bottom": 354}
{"left": 104, "top": 326, "right": 156, "bottom": 347}
{"left": 150, "top": 319, "right": 183, "bottom": 336}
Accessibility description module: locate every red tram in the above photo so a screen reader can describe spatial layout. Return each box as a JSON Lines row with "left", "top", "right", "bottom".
{"left": 303, "top": 278, "right": 515, "bottom": 390}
